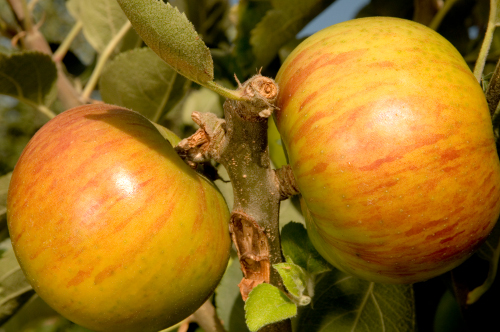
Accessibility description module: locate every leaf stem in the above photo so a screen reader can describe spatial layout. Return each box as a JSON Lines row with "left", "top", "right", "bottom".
{"left": 19, "top": 0, "right": 32, "bottom": 32}
{"left": 18, "top": 97, "right": 57, "bottom": 119}
{"left": 428, "top": 0, "right": 460, "bottom": 30}
{"left": 36, "top": 104, "right": 56, "bottom": 119}
{"left": 53, "top": 20, "right": 83, "bottom": 63}
{"left": 81, "top": 20, "right": 132, "bottom": 102}
{"left": 467, "top": 246, "right": 500, "bottom": 304}
{"left": 204, "top": 81, "right": 247, "bottom": 101}
{"left": 473, "top": 0, "right": 499, "bottom": 82}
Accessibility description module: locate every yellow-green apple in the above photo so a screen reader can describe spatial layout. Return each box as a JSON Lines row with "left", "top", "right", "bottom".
{"left": 7, "top": 104, "right": 231, "bottom": 331}
{"left": 274, "top": 17, "right": 500, "bottom": 283}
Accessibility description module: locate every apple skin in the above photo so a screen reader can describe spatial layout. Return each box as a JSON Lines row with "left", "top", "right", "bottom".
{"left": 274, "top": 17, "right": 500, "bottom": 283}
{"left": 7, "top": 104, "right": 231, "bottom": 331}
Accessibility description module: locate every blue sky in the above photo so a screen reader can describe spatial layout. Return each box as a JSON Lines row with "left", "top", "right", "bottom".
{"left": 229, "top": 0, "right": 370, "bottom": 37}
{"left": 298, "top": 0, "right": 370, "bottom": 37}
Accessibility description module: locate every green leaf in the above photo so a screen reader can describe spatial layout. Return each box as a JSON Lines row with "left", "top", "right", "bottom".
{"left": 0, "top": 239, "right": 34, "bottom": 326}
{"left": 278, "top": 195, "right": 304, "bottom": 230}
{"left": 232, "top": 0, "right": 273, "bottom": 78}
{"left": 116, "top": 0, "right": 214, "bottom": 85}
{"left": 0, "top": 52, "right": 57, "bottom": 108}
{"left": 295, "top": 269, "right": 416, "bottom": 332}
{"left": 249, "top": 0, "right": 336, "bottom": 68}
{"left": 152, "top": 122, "right": 182, "bottom": 147}
{"left": 244, "top": 283, "right": 296, "bottom": 332}
{"left": 215, "top": 258, "right": 250, "bottom": 332}
{"left": 67, "top": 0, "right": 139, "bottom": 54}
{"left": 0, "top": 172, "right": 11, "bottom": 241}
{"left": 180, "top": 0, "right": 231, "bottom": 46}
{"left": 181, "top": 87, "right": 224, "bottom": 126}
{"left": 280, "top": 222, "right": 331, "bottom": 276}
{"left": 273, "top": 262, "right": 310, "bottom": 305}
{"left": 100, "top": 47, "right": 189, "bottom": 122}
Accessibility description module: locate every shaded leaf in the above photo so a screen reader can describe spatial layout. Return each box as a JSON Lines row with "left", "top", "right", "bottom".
{"left": 434, "top": 290, "right": 466, "bottom": 332}
{"left": 280, "top": 222, "right": 331, "bottom": 276}
{"left": 244, "top": 283, "right": 296, "bottom": 332}
{"left": 152, "top": 122, "right": 182, "bottom": 146}
{"left": 117, "top": 0, "right": 214, "bottom": 85}
{"left": 33, "top": 0, "right": 94, "bottom": 65}
{"left": 0, "top": 0, "right": 17, "bottom": 28}
{"left": 0, "top": 295, "right": 94, "bottom": 332}
{"left": 181, "top": 87, "right": 223, "bottom": 126}
{"left": 100, "top": 47, "right": 189, "bottom": 122}
{"left": 0, "top": 239, "right": 34, "bottom": 325}
{"left": 250, "top": 0, "right": 336, "bottom": 68}
{"left": 296, "top": 269, "right": 416, "bottom": 332}
{"left": 181, "top": 0, "right": 231, "bottom": 46}
{"left": 0, "top": 52, "right": 57, "bottom": 108}
{"left": 0, "top": 172, "right": 11, "bottom": 241}
{"left": 278, "top": 195, "right": 304, "bottom": 230}
{"left": 67, "top": 0, "right": 139, "bottom": 54}
{"left": 215, "top": 258, "right": 250, "bottom": 332}
{"left": 232, "top": 0, "right": 273, "bottom": 79}
{"left": 214, "top": 164, "right": 234, "bottom": 212}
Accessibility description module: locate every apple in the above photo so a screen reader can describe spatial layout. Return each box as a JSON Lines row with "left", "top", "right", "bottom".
{"left": 7, "top": 104, "right": 231, "bottom": 331}
{"left": 274, "top": 17, "right": 500, "bottom": 283}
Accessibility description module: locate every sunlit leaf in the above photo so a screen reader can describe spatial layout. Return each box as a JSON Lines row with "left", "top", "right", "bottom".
{"left": 295, "top": 269, "right": 416, "bottom": 332}
{"left": 100, "top": 47, "right": 189, "bottom": 122}
{"left": 245, "top": 283, "right": 296, "bottom": 332}
{"left": 0, "top": 239, "right": 34, "bottom": 325}
{"left": 273, "top": 262, "right": 310, "bottom": 305}
{"left": 0, "top": 52, "right": 57, "bottom": 108}
{"left": 117, "top": 0, "right": 214, "bottom": 85}
{"left": 250, "top": 0, "right": 335, "bottom": 68}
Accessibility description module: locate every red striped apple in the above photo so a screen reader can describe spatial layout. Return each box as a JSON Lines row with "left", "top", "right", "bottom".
{"left": 7, "top": 104, "right": 231, "bottom": 331}
{"left": 275, "top": 17, "right": 500, "bottom": 283}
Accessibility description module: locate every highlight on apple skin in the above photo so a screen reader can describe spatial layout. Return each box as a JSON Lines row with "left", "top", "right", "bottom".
{"left": 275, "top": 17, "right": 500, "bottom": 284}
{"left": 7, "top": 104, "right": 231, "bottom": 332}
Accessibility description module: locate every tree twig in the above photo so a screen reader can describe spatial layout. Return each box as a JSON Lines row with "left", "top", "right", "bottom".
{"left": 176, "top": 74, "right": 293, "bottom": 332}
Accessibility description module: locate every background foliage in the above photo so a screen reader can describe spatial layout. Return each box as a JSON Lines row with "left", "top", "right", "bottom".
{"left": 1, "top": 0, "right": 500, "bottom": 331}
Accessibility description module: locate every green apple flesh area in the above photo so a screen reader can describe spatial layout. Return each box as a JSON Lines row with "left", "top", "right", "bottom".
{"left": 7, "top": 104, "right": 231, "bottom": 331}
{"left": 275, "top": 17, "right": 500, "bottom": 284}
